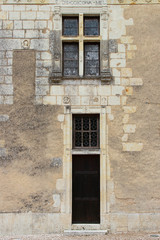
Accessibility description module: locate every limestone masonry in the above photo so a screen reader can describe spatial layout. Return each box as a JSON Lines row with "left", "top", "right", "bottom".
{"left": 0, "top": 0, "right": 160, "bottom": 235}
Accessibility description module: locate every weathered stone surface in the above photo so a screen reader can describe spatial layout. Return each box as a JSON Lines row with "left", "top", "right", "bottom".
{"left": 0, "top": 148, "right": 6, "bottom": 157}
{"left": 4, "top": 96, "right": 13, "bottom": 104}
{"left": 43, "top": 96, "right": 56, "bottom": 105}
{"left": 123, "top": 124, "right": 136, "bottom": 133}
{"left": 108, "top": 96, "right": 120, "bottom": 105}
{"left": 0, "top": 85, "right": 13, "bottom": 95}
{"left": 0, "top": 39, "right": 21, "bottom": 50}
{"left": 79, "top": 86, "right": 97, "bottom": 96}
{"left": 109, "top": 39, "right": 118, "bottom": 53}
{"left": 50, "top": 158, "right": 62, "bottom": 168}
{"left": 50, "top": 86, "right": 64, "bottom": 96}
{"left": 0, "top": 115, "right": 9, "bottom": 122}
{"left": 30, "top": 39, "right": 49, "bottom": 51}
{"left": 35, "top": 85, "right": 49, "bottom": 95}
{"left": 122, "top": 142, "right": 143, "bottom": 151}
{"left": 123, "top": 106, "right": 137, "bottom": 113}
{"left": 121, "top": 68, "right": 132, "bottom": 77}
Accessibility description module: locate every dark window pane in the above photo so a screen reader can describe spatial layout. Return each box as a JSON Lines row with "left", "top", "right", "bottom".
{"left": 85, "top": 61, "right": 99, "bottom": 68}
{"left": 83, "top": 117, "right": 89, "bottom": 130}
{"left": 84, "top": 17, "right": 99, "bottom": 36}
{"left": 85, "top": 52, "right": 99, "bottom": 61}
{"left": 85, "top": 28, "right": 99, "bottom": 36}
{"left": 63, "top": 43, "right": 78, "bottom": 76}
{"left": 64, "top": 51, "right": 78, "bottom": 60}
{"left": 75, "top": 117, "right": 81, "bottom": 130}
{"left": 84, "top": 43, "right": 100, "bottom": 76}
{"left": 91, "top": 117, "right": 97, "bottom": 130}
{"left": 64, "top": 68, "right": 78, "bottom": 76}
{"left": 85, "top": 44, "right": 99, "bottom": 51}
{"left": 63, "top": 17, "right": 78, "bottom": 36}
{"left": 91, "top": 132, "right": 97, "bottom": 147}
{"left": 85, "top": 67, "right": 99, "bottom": 76}
{"left": 75, "top": 132, "right": 81, "bottom": 147}
{"left": 64, "top": 60, "right": 78, "bottom": 68}
{"left": 83, "top": 132, "right": 89, "bottom": 147}
{"left": 64, "top": 44, "right": 78, "bottom": 52}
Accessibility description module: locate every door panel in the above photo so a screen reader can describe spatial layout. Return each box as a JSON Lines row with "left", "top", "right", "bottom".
{"left": 72, "top": 155, "right": 100, "bottom": 224}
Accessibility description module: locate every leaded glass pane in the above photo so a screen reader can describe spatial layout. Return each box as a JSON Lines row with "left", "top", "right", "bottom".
{"left": 63, "top": 43, "right": 79, "bottom": 76}
{"left": 64, "top": 60, "right": 78, "bottom": 68}
{"left": 84, "top": 17, "right": 99, "bottom": 36}
{"left": 84, "top": 43, "right": 100, "bottom": 76}
{"left": 63, "top": 17, "right": 78, "bottom": 36}
{"left": 85, "top": 61, "right": 99, "bottom": 68}
{"left": 64, "top": 68, "right": 78, "bottom": 76}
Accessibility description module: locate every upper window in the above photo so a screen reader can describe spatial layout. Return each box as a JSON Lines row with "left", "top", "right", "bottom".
{"left": 62, "top": 15, "right": 100, "bottom": 77}
{"left": 51, "top": 10, "right": 111, "bottom": 83}
{"left": 84, "top": 16, "right": 99, "bottom": 36}
{"left": 63, "top": 16, "right": 79, "bottom": 36}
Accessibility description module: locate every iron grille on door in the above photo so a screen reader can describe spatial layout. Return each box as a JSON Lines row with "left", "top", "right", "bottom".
{"left": 73, "top": 114, "right": 100, "bottom": 149}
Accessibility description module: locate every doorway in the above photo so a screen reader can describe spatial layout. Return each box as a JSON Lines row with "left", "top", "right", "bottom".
{"left": 72, "top": 155, "right": 100, "bottom": 224}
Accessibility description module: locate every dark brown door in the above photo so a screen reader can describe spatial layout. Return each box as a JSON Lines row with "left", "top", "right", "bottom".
{"left": 72, "top": 155, "right": 100, "bottom": 224}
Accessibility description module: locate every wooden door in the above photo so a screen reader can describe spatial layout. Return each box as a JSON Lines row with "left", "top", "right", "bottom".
{"left": 72, "top": 155, "right": 100, "bottom": 224}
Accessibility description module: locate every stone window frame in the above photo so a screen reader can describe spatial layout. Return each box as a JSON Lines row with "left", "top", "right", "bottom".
{"left": 50, "top": 6, "right": 112, "bottom": 84}
{"left": 62, "top": 15, "right": 100, "bottom": 77}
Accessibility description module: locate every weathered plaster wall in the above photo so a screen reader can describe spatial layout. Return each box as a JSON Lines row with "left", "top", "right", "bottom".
{"left": 0, "top": 50, "right": 64, "bottom": 213}
{"left": 107, "top": 5, "right": 160, "bottom": 232}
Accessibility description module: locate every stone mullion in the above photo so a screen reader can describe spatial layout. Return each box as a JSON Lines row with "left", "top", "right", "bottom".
{"left": 100, "top": 7, "right": 110, "bottom": 81}
{"left": 79, "top": 13, "right": 84, "bottom": 77}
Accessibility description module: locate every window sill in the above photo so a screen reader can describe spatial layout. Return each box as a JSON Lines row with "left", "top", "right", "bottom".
{"left": 49, "top": 72, "right": 112, "bottom": 85}
{"left": 72, "top": 149, "right": 100, "bottom": 155}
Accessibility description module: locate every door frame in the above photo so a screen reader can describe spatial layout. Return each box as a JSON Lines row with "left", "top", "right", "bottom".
{"left": 63, "top": 106, "right": 110, "bottom": 228}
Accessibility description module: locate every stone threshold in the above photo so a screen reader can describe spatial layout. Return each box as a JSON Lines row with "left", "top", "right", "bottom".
{"left": 64, "top": 230, "right": 108, "bottom": 236}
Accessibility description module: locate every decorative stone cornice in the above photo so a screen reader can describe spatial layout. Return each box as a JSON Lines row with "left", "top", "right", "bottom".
{"left": 0, "top": 0, "right": 160, "bottom": 4}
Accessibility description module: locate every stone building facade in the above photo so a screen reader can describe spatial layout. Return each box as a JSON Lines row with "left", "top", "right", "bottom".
{"left": 0, "top": 0, "right": 160, "bottom": 235}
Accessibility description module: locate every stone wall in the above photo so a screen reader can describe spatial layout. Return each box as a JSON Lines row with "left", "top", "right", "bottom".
{"left": 0, "top": 1, "right": 160, "bottom": 235}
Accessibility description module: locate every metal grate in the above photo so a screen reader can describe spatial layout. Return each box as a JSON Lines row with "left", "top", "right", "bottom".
{"left": 73, "top": 114, "right": 100, "bottom": 149}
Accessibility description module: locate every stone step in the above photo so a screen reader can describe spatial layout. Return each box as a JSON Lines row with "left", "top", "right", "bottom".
{"left": 64, "top": 230, "right": 108, "bottom": 236}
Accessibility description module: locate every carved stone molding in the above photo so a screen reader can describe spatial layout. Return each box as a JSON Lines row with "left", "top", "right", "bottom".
{"left": 63, "top": 96, "right": 70, "bottom": 104}
{"left": 50, "top": 74, "right": 112, "bottom": 85}
{"left": 22, "top": 39, "right": 30, "bottom": 49}
{"left": 0, "top": 0, "right": 159, "bottom": 4}
{"left": 49, "top": 6, "right": 62, "bottom": 79}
